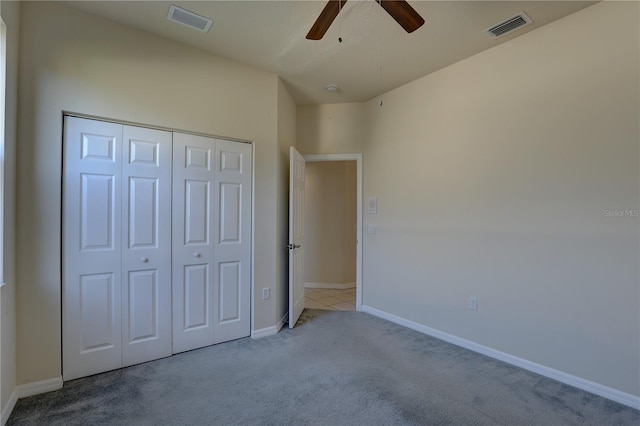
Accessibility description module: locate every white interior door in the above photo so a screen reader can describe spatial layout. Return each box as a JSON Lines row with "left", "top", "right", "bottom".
{"left": 289, "top": 147, "right": 305, "bottom": 328}
{"left": 63, "top": 117, "right": 123, "bottom": 380}
{"left": 121, "top": 125, "right": 172, "bottom": 367}
{"left": 213, "top": 139, "right": 252, "bottom": 343}
{"left": 172, "top": 133, "right": 216, "bottom": 353}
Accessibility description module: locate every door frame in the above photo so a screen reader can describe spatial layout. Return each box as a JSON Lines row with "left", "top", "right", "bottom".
{"left": 303, "top": 154, "right": 363, "bottom": 311}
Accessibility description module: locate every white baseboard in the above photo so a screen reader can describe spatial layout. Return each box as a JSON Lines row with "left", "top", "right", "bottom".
{"left": 361, "top": 305, "right": 640, "bottom": 410}
{"left": 251, "top": 325, "right": 278, "bottom": 339}
{"left": 305, "top": 282, "right": 355, "bottom": 290}
{"left": 16, "top": 376, "right": 63, "bottom": 399}
{"left": 1, "top": 389, "right": 17, "bottom": 426}
{"left": 253, "top": 311, "right": 290, "bottom": 338}
{"left": 0, "top": 377, "right": 63, "bottom": 425}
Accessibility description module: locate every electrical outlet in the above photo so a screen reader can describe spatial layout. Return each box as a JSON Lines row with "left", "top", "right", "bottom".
{"left": 468, "top": 297, "right": 477, "bottom": 311}
{"left": 262, "top": 288, "right": 270, "bottom": 300}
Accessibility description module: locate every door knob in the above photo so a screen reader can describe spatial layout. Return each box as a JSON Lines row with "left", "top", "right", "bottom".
{"left": 287, "top": 244, "right": 302, "bottom": 250}
{"left": 194, "top": 252, "right": 201, "bottom": 258}
{"left": 141, "top": 257, "right": 149, "bottom": 263}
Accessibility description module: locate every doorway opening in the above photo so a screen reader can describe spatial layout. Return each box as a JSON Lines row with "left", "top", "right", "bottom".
{"left": 303, "top": 154, "right": 362, "bottom": 312}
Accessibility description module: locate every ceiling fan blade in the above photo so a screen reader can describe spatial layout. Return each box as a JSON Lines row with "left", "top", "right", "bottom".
{"left": 306, "top": 0, "right": 348, "bottom": 40}
{"left": 378, "top": 0, "right": 425, "bottom": 33}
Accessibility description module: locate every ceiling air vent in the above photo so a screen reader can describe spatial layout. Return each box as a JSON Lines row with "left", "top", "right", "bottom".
{"left": 168, "top": 5, "right": 213, "bottom": 33}
{"left": 484, "top": 12, "right": 532, "bottom": 39}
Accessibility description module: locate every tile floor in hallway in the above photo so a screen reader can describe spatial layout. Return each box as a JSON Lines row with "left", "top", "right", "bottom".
{"left": 305, "top": 287, "right": 356, "bottom": 311}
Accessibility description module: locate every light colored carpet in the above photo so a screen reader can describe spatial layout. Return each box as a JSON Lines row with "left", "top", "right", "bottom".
{"left": 8, "top": 309, "right": 640, "bottom": 425}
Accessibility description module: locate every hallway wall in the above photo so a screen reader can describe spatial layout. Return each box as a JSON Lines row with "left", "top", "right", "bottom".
{"left": 304, "top": 161, "right": 356, "bottom": 286}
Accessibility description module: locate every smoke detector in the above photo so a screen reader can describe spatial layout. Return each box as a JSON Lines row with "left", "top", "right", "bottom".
{"left": 168, "top": 5, "right": 213, "bottom": 33}
{"left": 325, "top": 84, "right": 339, "bottom": 93}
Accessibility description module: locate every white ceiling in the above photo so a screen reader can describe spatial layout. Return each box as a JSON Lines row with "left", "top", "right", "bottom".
{"left": 60, "top": 0, "right": 596, "bottom": 105}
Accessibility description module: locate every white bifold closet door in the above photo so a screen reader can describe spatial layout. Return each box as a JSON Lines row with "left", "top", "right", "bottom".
{"left": 63, "top": 117, "right": 252, "bottom": 380}
{"left": 172, "top": 133, "right": 252, "bottom": 353}
{"left": 63, "top": 116, "right": 172, "bottom": 380}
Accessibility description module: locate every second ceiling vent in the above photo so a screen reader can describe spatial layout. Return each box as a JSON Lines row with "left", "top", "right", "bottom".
{"left": 168, "top": 5, "right": 213, "bottom": 33}
{"left": 484, "top": 12, "right": 532, "bottom": 39}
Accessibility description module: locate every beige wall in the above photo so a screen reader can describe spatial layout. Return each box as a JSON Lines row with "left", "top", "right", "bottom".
{"left": 298, "top": 2, "right": 639, "bottom": 398}
{"left": 304, "top": 161, "right": 356, "bottom": 285}
{"left": 0, "top": 0, "right": 19, "bottom": 415}
{"left": 361, "top": 1, "right": 639, "bottom": 396}
{"left": 16, "top": 1, "right": 284, "bottom": 386}
{"left": 296, "top": 103, "right": 365, "bottom": 155}
{"left": 276, "top": 78, "right": 296, "bottom": 322}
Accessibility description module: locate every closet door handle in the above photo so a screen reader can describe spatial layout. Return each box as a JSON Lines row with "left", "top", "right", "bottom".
{"left": 141, "top": 257, "right": 149, "bottom": 263}
{"left": 194, "top": 252, "right": 202, "bottom": 258}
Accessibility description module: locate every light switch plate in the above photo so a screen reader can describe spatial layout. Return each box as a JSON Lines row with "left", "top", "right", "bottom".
{"left": 368, "top": 197, "right": 377, "bottom": 214}
{"left": 468, "top": 297, "right": 477, "bottom": 311}
{"left": 367, "top": 225, "right": 376, "bottom": 234}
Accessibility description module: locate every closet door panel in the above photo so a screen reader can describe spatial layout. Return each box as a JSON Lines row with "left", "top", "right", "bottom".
{"left": 213, "top": 140, "right": 252, "bottom": 344}
{"left": 183, "top": 264, "right": 209, "bottom": 328}
{"left": 63, "top": 117, "right": 123, "bottom": 381}
{"left": 121, "top": 125, "right": 172, "bottom": 367}
{"left": 172, "top": 133, "right": 216, "bottom": 353}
